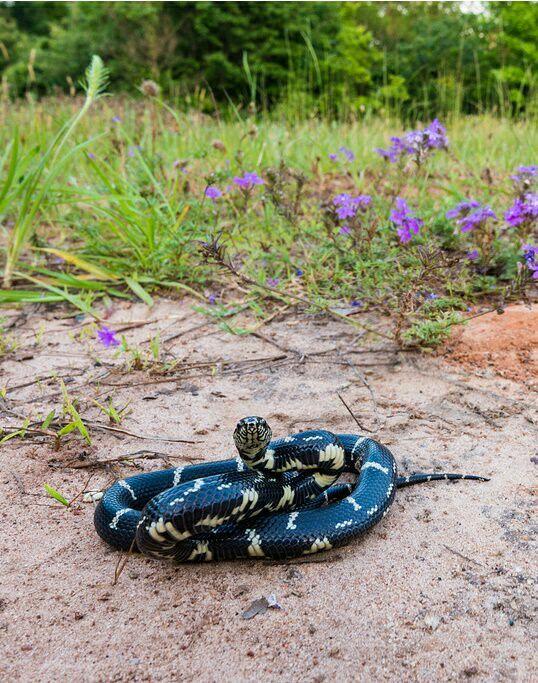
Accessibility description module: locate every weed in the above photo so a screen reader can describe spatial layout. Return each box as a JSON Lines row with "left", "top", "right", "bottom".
{"left": 0, "top": 80, "right": 536, "bottom": 347}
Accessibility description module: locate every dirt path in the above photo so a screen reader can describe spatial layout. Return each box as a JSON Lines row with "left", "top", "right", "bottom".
{"left": 0, "top": 300, "right": 536, "bottom": 682}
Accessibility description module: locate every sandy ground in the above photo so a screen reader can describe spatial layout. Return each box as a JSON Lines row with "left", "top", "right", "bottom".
{"left": 0, "top": 300, "right": 536, "bottom": 682}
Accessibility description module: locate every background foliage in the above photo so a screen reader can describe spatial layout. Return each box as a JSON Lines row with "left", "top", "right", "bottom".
{"left": 1, "top": 1, "right": 536, "bottom": 119}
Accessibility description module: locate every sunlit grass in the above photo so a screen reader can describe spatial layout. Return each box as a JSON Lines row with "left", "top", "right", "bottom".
{"left": 0, "top": 84, "right": 535, "bottom": 345}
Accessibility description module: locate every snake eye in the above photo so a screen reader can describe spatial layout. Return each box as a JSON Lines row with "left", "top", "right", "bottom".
{"left": 233, "top": 416, "right": 272, "bottom": 458}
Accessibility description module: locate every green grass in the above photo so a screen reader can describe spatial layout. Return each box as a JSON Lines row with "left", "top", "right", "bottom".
{"left": 0, "top": 86, "right": 536, "bottom": 346}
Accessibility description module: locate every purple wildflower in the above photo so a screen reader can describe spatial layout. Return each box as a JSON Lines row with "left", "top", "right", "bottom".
{"left": 445, "top": 200, "right": 481, "bottom": 220}
{"left": 87, "top": 152, "right": 96, "bottom": 160}
{"left": 333, "top": 193, "right": 351, "bottom": 205}
{"left": 459, "top": 206, "right": 497, "bottom": 233}
{"left": 111, "top": 116, "right": 122, "bottom": 123}
{"left": 522, "top": 244, "right": 538, "bottom": 279}
{"left": 466, "top": 249, "right": 480, "bottom": 261}
{"left": 510, "top": 165, "right": 537, "bottom": 183}
{"left": 351, "top": 300, "right": 363, "bottom": 308}
{"left": 446, "top": 200, "right": 497, "bottom": 233}
{"left": 233, "top": 172, "right": 264, "bottom": 189}
{"left": 332, "top": 193, "right": 371, "bottom": 220}
{"left": 335, "top": 204, "right": 357, "bottom": 220}
{"left": 127, "top": 145, "right": 141, "bottom": 158}
{"left": 97, "top": 326, "right": 120, "bottom": 348}
{"left": 208, "top": 294, "right": 217, "bottom": 305}
{"left": 339, "top": 146, "right": 355, "bottom": 162}
{"left": 376, "top": 136, "right": 409, "bottom": 163}
{"left": 295, "top": 268, "right": 304, "bottom": 277}
{"left": 423, "top": 119, "right": 449, "bottom": 149}
{"left": 339, "top": 225, "right": 351, "bottom": 235}
{"left": 205, "top": 186, "right": 222, "bottom": 200}
{"left": 390, "top": 198, "right": 423, "bottom": 244}
{"left": 510, "top": 165, "right": 537, "bottom": 197}
{"left": 505, "top": 193, "right": 538, "bottom": 228}
{"left": 522, "top": 244, "right": 537, "bottom": 263}
{"left": 328, "top": 147, "right": 355, "bottom": 163}
{"left": 376, "top": 120, "right": 448, "bottom": 163}
{"left": 266, "top": 277, "right": 280, "bottom": 288}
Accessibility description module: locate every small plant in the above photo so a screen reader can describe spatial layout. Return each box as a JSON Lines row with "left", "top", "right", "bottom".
{"left": 3, "top": 55, "right": 109, "bottom": 287}
{"left": 149, "top": 333, "right": 161, "bottom": 361}
{"left": 403, "top": 311, "right": 463, "bottom": 348}
{"left": 43, "top": 484, "right": 70, "bottom": 507}
{"left": 92, "top": 397, "right": 131, "bottom": 424}
{"left": 59, "top": 380, "right": 91, "bottom": 444}
{"left": 0, "top": 317, "right": 18, "bottom": 358}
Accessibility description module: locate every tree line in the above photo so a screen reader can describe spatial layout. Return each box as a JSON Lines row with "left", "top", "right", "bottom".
{"left": 1, "top": 1, "right": 536, "bottom": 118}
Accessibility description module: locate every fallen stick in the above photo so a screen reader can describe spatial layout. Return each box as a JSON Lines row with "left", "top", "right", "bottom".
{"left": 337, "top": 392, "right": 375, "bottom": 433}
{"left": 83, "top": 421, "right": 198, "bottom": 443}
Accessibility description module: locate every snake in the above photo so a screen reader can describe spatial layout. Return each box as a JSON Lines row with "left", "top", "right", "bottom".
{"left": 94, "top": 416, "right": 488, "bottom": 562}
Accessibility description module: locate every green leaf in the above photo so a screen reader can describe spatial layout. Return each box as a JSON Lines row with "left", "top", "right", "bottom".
{"left": 125, "top": 277, "right": 154, "bottom": 306}
{"left": 41, "top": 410, "right": 56, "bottom": 430}
{"left": 44, "top": 484, "right": 70, "bottom": 506}
{"left": 36, "top": 248, "right": 118, "bottom": 281}
{"left": 0, "top": 429, "right": 24, "bottom": 444}
{"left": 57, "top": 421, "right": 78, "bottom": 437}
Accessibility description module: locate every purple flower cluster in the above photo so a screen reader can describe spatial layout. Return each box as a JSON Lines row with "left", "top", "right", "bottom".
{"left": 333, "top": 193, "right": 371, "bottom": 220}
{"left": 329, "top": 146, "right": 355, "bottom": 163}
{"left": 390, "top": 198, "right": 423, "bottom": 243}
{"left": 446, "top": 200, "right": 497, "bottom": 233}
{"left": 376, "top": 119, "right": 448, "bottom": 163}
{"left": 510, "top": 165, "right": 537, "bottom": 184}
{"left": 505, "top": 192, "right": 538, "bottom": 228}
{"left": 522, "top": 244, "right": 538, "bottom": 280}
{"left": 445, "top": 200, "right": 480, "bottom": 219}
{"left": 510, "top": 165, "right": 537, "bottom": 199}
{"left": 233, "top": 172, "right": 264, "bottom": 189}
{"left": 97, "top": 326, "right": 120, "bottom": 348}
{"left": 205, "top": 186, "right": 222, "bottom": 200}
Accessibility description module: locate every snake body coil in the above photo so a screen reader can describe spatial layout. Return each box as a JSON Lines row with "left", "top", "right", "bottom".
{"left": 94, "top": 416, "right": 487, "bottom": 562}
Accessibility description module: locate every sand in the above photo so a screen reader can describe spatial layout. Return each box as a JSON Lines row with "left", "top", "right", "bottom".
{"left": 0, "top": 300, "right": 536, "bottom": 682}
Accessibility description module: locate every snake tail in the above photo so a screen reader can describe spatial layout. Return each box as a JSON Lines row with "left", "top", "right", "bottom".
{"left": 396, "top": 473, "right": 490, "bottom": 488}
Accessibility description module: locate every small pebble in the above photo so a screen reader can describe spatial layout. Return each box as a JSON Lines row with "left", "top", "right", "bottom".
{"left": 424, "top": 614, "right": 441, "bottom": 630}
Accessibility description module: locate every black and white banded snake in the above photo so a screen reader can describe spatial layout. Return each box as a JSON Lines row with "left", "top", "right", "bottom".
{"left": 94, "top": 416, "right": 488, "bottom": 562}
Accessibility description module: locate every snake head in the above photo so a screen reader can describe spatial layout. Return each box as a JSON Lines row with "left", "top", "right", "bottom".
{"left": 233, "top": 416, "right": 272, "bottom": 461}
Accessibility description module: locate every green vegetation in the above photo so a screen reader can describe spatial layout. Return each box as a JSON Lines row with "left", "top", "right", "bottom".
{"left": 0, "top": 75, "right": 535, "bottom": 346}
{"left": 1, "top": 2, "right": 536, "bottom": 119}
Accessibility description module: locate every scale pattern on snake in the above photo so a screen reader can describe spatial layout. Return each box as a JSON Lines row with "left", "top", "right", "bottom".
{"left": 94, "top": 416, "right": 488, "bottom": 562}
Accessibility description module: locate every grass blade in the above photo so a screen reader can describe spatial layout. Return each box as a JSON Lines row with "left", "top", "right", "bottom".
{"left": 43, "top": 484, "right": 70, "bottom": 507}
{"left": 125, "top": 277, "right": 154, "bottom": 306}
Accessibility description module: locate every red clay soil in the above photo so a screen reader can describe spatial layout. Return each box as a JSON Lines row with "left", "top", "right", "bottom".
{"left": 444, "top": 304, "right": 537, "bottom": 385}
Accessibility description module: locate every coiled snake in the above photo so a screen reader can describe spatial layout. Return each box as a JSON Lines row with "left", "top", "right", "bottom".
{"left": 94, "top": 416, "right": 488, "bottom": 562}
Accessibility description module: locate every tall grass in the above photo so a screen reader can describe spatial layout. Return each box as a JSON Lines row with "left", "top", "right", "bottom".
{"left": 2, "top": 56, "right": 108, "bottom": 287}
{"left": 0, "top": 79, "right": 535, "bottom": 337}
